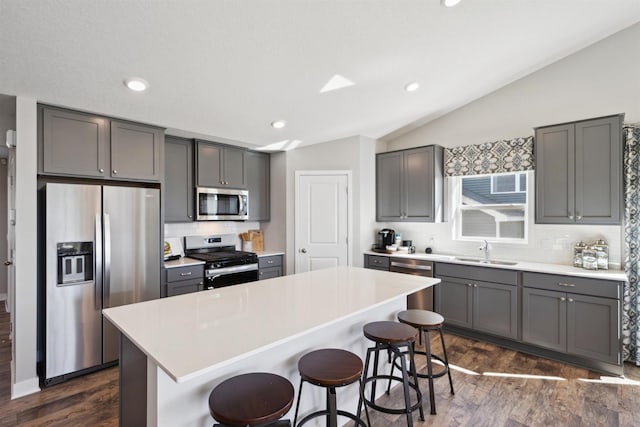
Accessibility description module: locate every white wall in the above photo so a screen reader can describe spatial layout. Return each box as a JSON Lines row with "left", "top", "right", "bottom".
{"left": 283, "top": 136, "right": 377, "bottom": 274}
{"left": 12, "top": 97, "right": 39, "bottom": 398}
{"left": 164, "top": 221, "right": 261, "bottom": 249}
{"left": 380, "top": 22, "right": 640, "bottom": 268}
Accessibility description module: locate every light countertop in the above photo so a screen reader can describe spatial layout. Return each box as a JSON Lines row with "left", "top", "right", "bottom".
{"left": 364, "top": 251, "right": 627, "bottom": 282}
{"left": 254, "top": 250, "right": 285, "bottom": 257}
{"left": 163, "top": 257, "right": 205, "bottom": 269}
{"left": 103, "top": 266, "right": 439, "bottom": 383}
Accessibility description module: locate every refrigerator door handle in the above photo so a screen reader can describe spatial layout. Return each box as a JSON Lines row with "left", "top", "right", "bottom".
{"left": 104, "top": 213, "right": 111, "bottom": 308}
{"left": 95, "top": 214, "right": 103, "bottom": 311}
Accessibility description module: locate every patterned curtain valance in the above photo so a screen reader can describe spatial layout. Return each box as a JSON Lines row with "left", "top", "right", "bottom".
{"left": 444, "top": 136, "right": 534, "bottom": 177}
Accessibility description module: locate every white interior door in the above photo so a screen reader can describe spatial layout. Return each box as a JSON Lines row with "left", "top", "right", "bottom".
{"left": 295, "top": 171, "right": 350, "bottom": 273}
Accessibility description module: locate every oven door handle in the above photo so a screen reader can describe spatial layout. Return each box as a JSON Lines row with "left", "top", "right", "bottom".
{"left": 206, "top": 263, "right": 258, "bottom": 277}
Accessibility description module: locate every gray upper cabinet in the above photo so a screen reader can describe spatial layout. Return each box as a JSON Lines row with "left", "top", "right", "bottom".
{"left": 40, "top": 107, "right": 108, "bottom": 178}
{"left": 244, "top": 151, "right": 270, "bottom": 221}
{"left": 110, "top": 120, "right": 163, "bottom": 181}
{"left": 165, "top": 136, "right": 194, "bottom": 222}
{"left": 535, "top": 114, "right": 622, "bottom": 225}
{"left": 376, "top": 145, "right": 443, "bottom": 222}
{"left": 39, "top": 105, "right": 163, "bottom": 183}
{"left": 196, "top": 140, "right": 247, "bottom": 188}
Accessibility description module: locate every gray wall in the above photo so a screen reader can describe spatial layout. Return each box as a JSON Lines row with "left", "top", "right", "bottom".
{"left": 379, "top": 22, "right": 640, "bottom": 267}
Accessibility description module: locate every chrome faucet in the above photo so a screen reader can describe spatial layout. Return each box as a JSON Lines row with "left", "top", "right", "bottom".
{"left": 479, "top": 240, "right": 490, "bottom": 261}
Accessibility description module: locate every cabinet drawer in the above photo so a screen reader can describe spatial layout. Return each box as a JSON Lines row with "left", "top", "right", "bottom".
{"left": 436, "top": 263, "right": 517, "bottom": 285}
{"left": 522, "top": 272, "right": 621, "bottom": 299}
{"left": 259, "top": 266, "right": 282, "bottom": 280}
{"left": 166, "top": 265, "right": 204, "bottom": 283}
{"left": 366, "top": 255, "right": 390, "bottom": 270}
{"left": 259, "top": 255, "right": 283, "bottom": 269}
{"left": 167, "top": 278, "right": 204, "bottom": 297}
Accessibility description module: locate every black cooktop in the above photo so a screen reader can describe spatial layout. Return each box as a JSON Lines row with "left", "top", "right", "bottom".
{"left": 187, "top": 250, "right": 256, "bottom": 263}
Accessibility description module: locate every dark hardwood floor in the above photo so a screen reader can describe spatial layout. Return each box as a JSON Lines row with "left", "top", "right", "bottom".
{"left": 0, "top": 303, "right": 639, "bottom": 426}
{"left": 0, "top": 306, "right": 118, "bottom": 426}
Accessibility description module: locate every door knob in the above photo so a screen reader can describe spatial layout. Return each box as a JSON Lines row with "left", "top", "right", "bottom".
{"left": 300, "top": 248, "right": 307, "bottom": 253}
{"left": 4, "top": 261, "right": 12, "bottom": 266}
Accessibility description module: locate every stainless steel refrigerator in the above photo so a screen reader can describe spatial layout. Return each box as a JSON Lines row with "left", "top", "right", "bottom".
{"left": 43, "top": 183, "right": 160, "bottom": 385}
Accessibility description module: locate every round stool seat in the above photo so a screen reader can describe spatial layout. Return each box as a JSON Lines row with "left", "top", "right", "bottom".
{"left": 209, "top": 372, "right": 294, "bottom": 426}
{"left": 398, "top": 309, "right": 444, "bottom": 329}
{"left": 298, "top": 348, "right": 363, "bottom": 387}
{"left": 363, "top": 321, "right": 417, "bottom": 344}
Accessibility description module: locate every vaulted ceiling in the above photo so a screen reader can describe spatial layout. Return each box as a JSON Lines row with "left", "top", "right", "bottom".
{"left": 1, "top": 1, "right": 639, "bottom": 149}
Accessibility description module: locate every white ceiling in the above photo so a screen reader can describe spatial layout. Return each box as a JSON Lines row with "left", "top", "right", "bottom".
{"left": 1, "top": 1, "right": 640, "bottom": 150}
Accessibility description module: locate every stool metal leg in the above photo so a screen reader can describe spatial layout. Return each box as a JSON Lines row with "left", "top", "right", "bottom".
{"left": 439, "top": 327, "right": 455, "bottom": 395}
{"left": 327, "top": 387, "right": 337, "bottom": 427}
{"left": 407, "top": 342, "right": 425, "bottom": 421}
{"left": 357, "top": 347, "right": 373, "bottom": 420}
{"left": 397, "top": 346, "right": 414, "bottom": 427}
{"left": 423, "top": 328, "right": 436, "bottom": 415}
{"left": 370, "top": 344, "right": 381, "bottom": 404}
{"left": 359, "top": 378, "right": 372, "bottom": 427}
{"left": 293, "top": 378, "right": 304, "bottom": 426}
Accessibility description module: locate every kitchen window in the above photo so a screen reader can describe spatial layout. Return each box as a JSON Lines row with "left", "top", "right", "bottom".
{"left": 452, "top": 171, "right": 531, "bottom": 242}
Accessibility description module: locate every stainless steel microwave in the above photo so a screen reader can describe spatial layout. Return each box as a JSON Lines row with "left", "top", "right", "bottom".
{"left": 196, "top": 187, "right": 249, "bottom": 220}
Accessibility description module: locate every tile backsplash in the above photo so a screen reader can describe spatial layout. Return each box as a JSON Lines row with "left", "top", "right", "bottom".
{"left": 164, "top": 221, "right": 261, "bottom": 249}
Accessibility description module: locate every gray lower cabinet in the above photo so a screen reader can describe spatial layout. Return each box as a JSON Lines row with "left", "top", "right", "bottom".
{"left": 437, "top": 274, "right": 518, "bottom": 339}
{"left": 244, "top": 151, "right": 270, "bottom": 221}
{"left": 376, "top": 145, "right": 443, "bottom": 222}
{"left": 364, "top": 254, "right": 390, "bottom": 271}
{"left": 39, "top": 105, "right": 163, "bottom": 182}
{"left": 165, "top": 136, "right": 194, "bottom": 222}
{"left": 196, "top": 140, "right": 246, "bottom": 188}
{"left": 165, "top": 264, "right": 204, "bottom": 297}
{"left": 258, "top": 255, "right": 283, "bottom": 280}
{"left": 535, "top": 114, "right": 622, "bottom": 225}
{"left": 522, "top": 272, "right": 621, "bottom": 365}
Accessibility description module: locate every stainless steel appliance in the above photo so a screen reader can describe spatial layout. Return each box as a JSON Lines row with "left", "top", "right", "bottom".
{"left": 196, "top": 187, "right": 249, "bottom": 220}
{"left": 390, "top": 258, "right": 434, "bottom": 310}
{"left": 42, "top": 183, "right": 160, "bottom": 385}
{"left": 378, "top": 228, "right": 395, "bottom": 248}
{"left": 184, "top": 235, "right": 258, "bottom": 288}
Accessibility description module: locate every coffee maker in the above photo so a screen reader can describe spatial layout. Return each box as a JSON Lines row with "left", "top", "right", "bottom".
{"left": 377, "top": 228, "right": 395, "bottom": 249}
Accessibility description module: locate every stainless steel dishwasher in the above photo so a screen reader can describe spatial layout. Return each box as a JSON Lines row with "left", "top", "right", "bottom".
{"left": 390, "top": 258, "right": 434, "bottom": 310}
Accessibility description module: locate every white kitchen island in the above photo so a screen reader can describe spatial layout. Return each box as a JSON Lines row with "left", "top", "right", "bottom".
{"left": 103, "top": 265, "right": 440, "bottom": 427}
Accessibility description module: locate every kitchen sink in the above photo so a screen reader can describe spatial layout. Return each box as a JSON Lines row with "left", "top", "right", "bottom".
{"left": 454, "top": 257, "right": 518, "bottom": 266}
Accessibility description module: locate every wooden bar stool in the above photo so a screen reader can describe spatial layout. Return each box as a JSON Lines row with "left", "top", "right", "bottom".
{"left": 293, "top": 348, "right": 370, "bottom": 427}
{"left": 208, "top": 372, "right": 294, "bottom": 427}
{"left": 357, "top": 321, "right": 424, "bottom": 427}
{"left": 389, "top": 309, "right": 455, "bottom": 415}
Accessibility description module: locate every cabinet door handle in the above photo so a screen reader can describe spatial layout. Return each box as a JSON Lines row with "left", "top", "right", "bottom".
{"left": 180, "top": 272, "right": 192, "bottom": 276}
{"left": 558, "top": 282, "right": 575, "bottom": 287}
{"left": 112, "top": 170, "right": 118, "bottom": 174}
{"left": 99, "top": 168, "right": 104, "bottom": 173}
{"left": 467, "top": 283, "right": 472, "bottom": 287}
{"left": 568, "top": 214, "right": 574, "bottom": 220}
{"left": 568, "top": 298, "right": 574, "bottom": 303}
{"left": 576, "top": 214, "right": 582, "bottom": 220}
{"left": 560, "top": 297, "right": 566, "bottom": 301}
{"left": 267, "top": 260, "right": 274, "bottom": 264}
{"left": 473, "top": 284, "right": 478, "bottom": 288}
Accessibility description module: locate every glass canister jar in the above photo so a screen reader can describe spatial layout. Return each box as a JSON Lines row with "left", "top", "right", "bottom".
{"left": 594, "top": 239, "right": 609, "bottom": 270}
{"left": 582, "top": 245, "right": 598, "bottom": 270}
{"left": 574, "top": 241, "right": 588, "bottom": 267}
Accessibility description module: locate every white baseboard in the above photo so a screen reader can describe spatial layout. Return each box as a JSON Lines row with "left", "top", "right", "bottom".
{"left": 10, "top": 361, "right": 40, "bottom": 399}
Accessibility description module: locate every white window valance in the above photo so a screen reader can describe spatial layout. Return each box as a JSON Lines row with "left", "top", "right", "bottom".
{"left": 444, "top": 136, "right": 534, "bottom": 177}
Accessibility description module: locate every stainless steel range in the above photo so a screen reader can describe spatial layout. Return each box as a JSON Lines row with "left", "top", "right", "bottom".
{"left": 184, "top": 235, "right": 258, "bottom": 289}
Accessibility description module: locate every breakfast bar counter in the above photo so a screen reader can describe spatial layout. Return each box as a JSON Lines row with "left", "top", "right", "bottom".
{"left": 103, "top": 265, "right": 440, "bottom": 427}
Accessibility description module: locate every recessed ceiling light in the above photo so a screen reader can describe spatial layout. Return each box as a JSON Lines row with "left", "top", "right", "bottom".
{"left": 124, "top": 77, "right": 149, "bottom": 92}
{"left": 404, "top": 82, "right": 420, "bottom": 92}
{"left": 441, "top": 0, "right": 461, "bottom": 7}
{"left": 271, "top": 120, "right": 287, "bottom": 129}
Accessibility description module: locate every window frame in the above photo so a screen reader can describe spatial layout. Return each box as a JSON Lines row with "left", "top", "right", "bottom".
{"left": 452, "top": 171, "right": 532, "bottom": 244}
{"left": 490, "top": 172, "right": 526, "bottom": 194}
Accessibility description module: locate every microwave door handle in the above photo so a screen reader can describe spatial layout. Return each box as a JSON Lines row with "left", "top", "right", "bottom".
{"left": 239, "top": 194, "right": 245, "bottom": 215}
